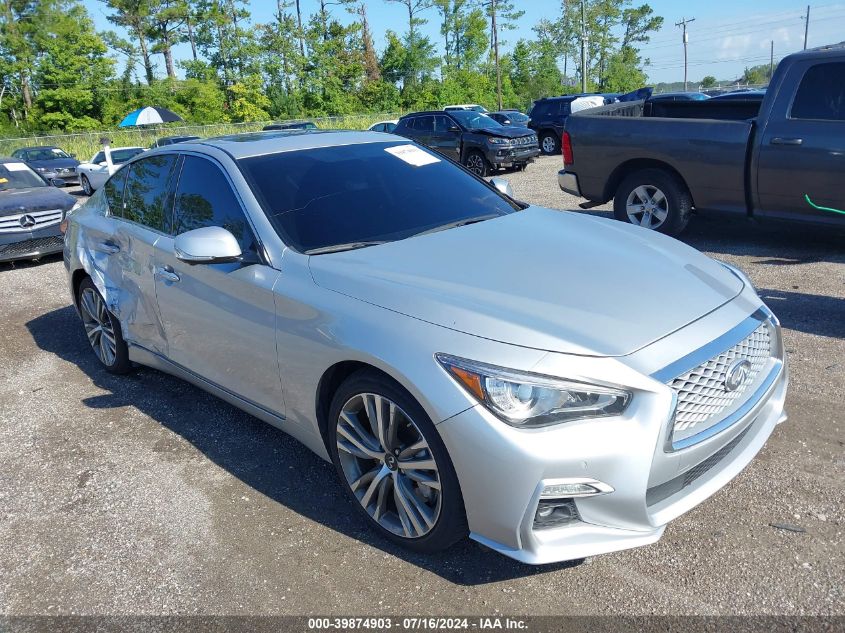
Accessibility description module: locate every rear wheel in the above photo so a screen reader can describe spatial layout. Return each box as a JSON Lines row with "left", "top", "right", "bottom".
{"left": 463, "top": 151, "right": 490, "bottom": 178}
{"left": 80, "top": 174, "right": 93, "bottom": 196}
{"left": 328, "top": 370, "right": 467, "bottom": 553}
{"left": 77, "top": 277, "right": 132, "bottom": 374}
{"left": 539, "top": 131, "right": 560, "bottom": 155}
{"left": 613, "top": 168, "right": 692, "bottom": 235}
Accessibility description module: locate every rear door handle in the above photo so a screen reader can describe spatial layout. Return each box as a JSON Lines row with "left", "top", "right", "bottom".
{"left": 156, "top": 266, "right": 180, "bottom": 283}
{"left": 95, "top": 241, "right": 120, "bottom": 254}
{"left": 771, "top": 137, "right": 803, "bottom": 146}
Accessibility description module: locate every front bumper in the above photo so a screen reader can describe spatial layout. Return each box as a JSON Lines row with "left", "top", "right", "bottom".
{"left": 491, "top": 146, "right": 540, "bottom": 167}
{"left": 437, "top": 311, "right": 788, "bottom": 565}
{"left": 0, "top": 224, "right": 65, "bottom": 263}
{"left": 558, "top": 170, "right": 581, "bottom": 196}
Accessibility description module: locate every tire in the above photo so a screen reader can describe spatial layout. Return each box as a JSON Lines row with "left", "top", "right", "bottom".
{"left": 539, "top": 131, "right": 560, "bottom": 155}
{"left": 463, "top": 151, "right": 490, "bottom": 178}
{"left": 327, "top": 369, "right": 467, "bottom": 553}
{"left": 613, "top": 168, "right": 692, "bottom": 236}
{"left": 77, "top": 277, "right": 132, "bottom": 374}
{"left": 80, "top": 174, "right": 93, "bottom": 196}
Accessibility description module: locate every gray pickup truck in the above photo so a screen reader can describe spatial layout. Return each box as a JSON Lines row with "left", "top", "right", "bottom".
{"left": 558, "top": 44, "right": 845, "bottom": 235}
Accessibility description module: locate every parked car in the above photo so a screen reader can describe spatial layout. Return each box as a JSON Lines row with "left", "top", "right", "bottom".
{"left": 77, "top": 147, "right": 145, "bottom": 195}
{"left": 151, "top": 135, "right": 200, "bottom": 148}
{"left": 649, "top": 92, "right": 710, "bottom": 101}
{"left": 528, "top": 93, "right": 619, "bottom": 154}
{"left": 394, "top": 110, "right": 539, "bottom": 177}
{"left": 368, "top": 120, "right": 399, "bottom": 133}
{"left": 64, "top": 131, "right": 787, "bottom": 564}
{"left": 443, "top": 104, "right": 488, "bottom": 113}
{"left": 0, "top": 157, "right": 78, "bottom": 263}
{"left": 487, "top": 111, "right": 530, "bottom": 127}
{"left": 710, "top": 90, "right": 767, "bottom": 101}
{"left": 11, "top": 146, "right": 80, "bottom": 184}
{"left": 558, "top": 44, "right": 845, "bottom": 234}
{"left": 263, "top": 120, "right": 317, "bottom": 131}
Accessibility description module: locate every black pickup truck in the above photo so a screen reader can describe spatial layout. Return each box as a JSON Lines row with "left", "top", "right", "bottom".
{"left": 558, "top": 44, "right": 845, "bottom": 235}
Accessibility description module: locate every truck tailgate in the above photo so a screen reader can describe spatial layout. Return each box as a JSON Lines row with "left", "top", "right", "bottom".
{"left": 568, "top": 115, "right": 753, "bottom": 215}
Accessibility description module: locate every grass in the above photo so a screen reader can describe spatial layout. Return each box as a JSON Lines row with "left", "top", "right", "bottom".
{"left": 0, "top": 113, "right": 398, "bottom": 160}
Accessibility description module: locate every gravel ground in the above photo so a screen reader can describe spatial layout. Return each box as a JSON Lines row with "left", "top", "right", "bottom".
{"left": 0, "top": 159, "right": 843, "bottom": 617}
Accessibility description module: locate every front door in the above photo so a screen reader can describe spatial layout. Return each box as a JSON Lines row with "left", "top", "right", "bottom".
{"left": 153, "top": 154, "right": 285, "bottom": 417}
{"left": 429, "top": 115, "right": 461, "bottom": 162}
{"left": 756, "top": 61, "right": 845, "bottom": 224}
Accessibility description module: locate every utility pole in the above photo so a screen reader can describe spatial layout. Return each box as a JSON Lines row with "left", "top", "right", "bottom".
{"left": 675, "top": 16, "right": 695, "bottom": 91}
{"left": 802, "top": 5, "right": 810, "bottom": 50}
{"left": 770, "top": 40, "right": 774, "bottom": 80}
{"left": 580, "top": 0, "right": 588, "bottom": 93}
{"left": 491, "top": 0, "right": 502, "bottom": 110}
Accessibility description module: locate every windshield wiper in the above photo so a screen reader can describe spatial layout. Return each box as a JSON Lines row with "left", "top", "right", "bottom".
{"left": 305, "top": 240, "right": 388, "bottom": 255}
{"left": 415, "top": 214, "right": 502, "bottom": 237}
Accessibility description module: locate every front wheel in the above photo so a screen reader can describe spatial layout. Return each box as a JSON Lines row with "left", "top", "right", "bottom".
{"left": 328, "top": 370, "right": 467, "bottom": 553}
{"left": 80, "top": 174, "right": 93, "bottom": 196}
{"left": 539, "top": 132, "right": 560, "bottom": 155}
{"left": 463, "top": 151, "right": 490, "bottom": 178}
{"left": 613, "top": 168, "right": 692, "bottom": 235}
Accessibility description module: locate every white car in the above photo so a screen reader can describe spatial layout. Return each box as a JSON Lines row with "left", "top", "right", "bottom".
{"left": 368, "top": 120, "right": 399, "bottom": 133}
{"left": 444, "top": 104, "right": 488, "bottom": 113}
{"left": 78, "top": 147, "right": 145, "bottom": 195}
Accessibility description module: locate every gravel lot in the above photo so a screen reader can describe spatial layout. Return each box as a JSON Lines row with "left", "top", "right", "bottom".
{"left": 1, "top": 157, "right": 843, "bottom": 617}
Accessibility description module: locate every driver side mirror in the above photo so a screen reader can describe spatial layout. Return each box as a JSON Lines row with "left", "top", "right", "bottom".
{"left": 98, "top": 161, "right": 109, "bottom": 167}
{"left": 174, "top": 226, "right": 242, "bottom": 265}
{"left": 50, "top": 178, "right": 67, "bottom": 188}
{"left": 490, "top": 177, "right": 514, "bottom": 198}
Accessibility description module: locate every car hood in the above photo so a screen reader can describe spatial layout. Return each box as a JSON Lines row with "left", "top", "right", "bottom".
{"left": 28, "top": 158, "right": 79, "bottom": 170}
{"left": 473, "top": 126, "right": 535, "bottom": 139}
{"left": 308, "top": 208, "right": 744, "bottom": 357}
{"left": 0, "top": 186, "right": 77, "bottom": 215}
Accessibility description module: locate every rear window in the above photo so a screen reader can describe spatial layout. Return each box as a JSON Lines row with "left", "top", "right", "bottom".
{"left": 238, "top": 141, "right": 519, "bottom": 253}
{"left": 791, "top": 62, "right": 845, "bottom": 121}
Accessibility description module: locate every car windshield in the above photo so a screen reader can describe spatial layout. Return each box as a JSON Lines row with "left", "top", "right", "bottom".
{"left": 448, "top": 111, "right": 502, "bottom": 130}
{"left": 238, "top": 141, "right": 519, "bottom": 254}
{"left": 27, "top": 148, "right": 71, "bottom": 161}
{"left": 505, "top": 112, "right": 529, "bottom": 123}
{"left": 0, "top": 162, "right": 46, "bottom": 189}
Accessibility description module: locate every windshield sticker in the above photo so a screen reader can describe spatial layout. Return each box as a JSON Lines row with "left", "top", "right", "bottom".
{"left": 385, "top": 144, "right": 440, "bottom": 167}
{"left": 4, "top": 162, "right": 29, "bottom": 172}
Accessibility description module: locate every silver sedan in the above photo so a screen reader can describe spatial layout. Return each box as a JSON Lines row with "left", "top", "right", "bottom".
{"left": 63, "top": 131, "right": 788, "bottom": 564}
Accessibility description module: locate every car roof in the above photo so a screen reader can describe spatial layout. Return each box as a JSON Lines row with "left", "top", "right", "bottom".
{"left": 534, "top": 93, "right": 616, "bottom": 102}
{"left": 399, "top": 111, "right": 457, "bottom": 118}
{"left": 181, "top": 130, "right": 400, "bottom": 159}
{"left": 14, "top": 146, "right": 61, "bottom": 152}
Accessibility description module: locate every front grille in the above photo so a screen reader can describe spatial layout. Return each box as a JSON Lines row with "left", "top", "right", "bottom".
{"left": 0, "top": 235, "right": 64, "bottom": 258}
{"left": 0, "top": 208, "right": 64, "bottom": 234}
{"left": 646, "top": 423, "right": 753, "bottom": 506}
{"left": 514, "top": 135, "right": 537, "bottom": 146}
{"left": 670, "top": 321, "right": 772, "bottom": 437}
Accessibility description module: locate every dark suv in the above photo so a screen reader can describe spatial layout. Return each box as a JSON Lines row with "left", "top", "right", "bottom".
{"left": 394, "top": 110, "right": 539, "bottom": 177}
{"left": 528, "top": 94, "right": 618, "bottom": 154}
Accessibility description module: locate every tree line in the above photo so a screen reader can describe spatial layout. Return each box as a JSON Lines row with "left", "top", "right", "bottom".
{"left": 0, "top": 0, "right": 664, "bottom": 134}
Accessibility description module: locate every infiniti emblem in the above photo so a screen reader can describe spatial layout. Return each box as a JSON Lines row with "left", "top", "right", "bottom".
{"left": 19, "top": 214, "right": 36, "bottom": 228}
{"left": 724, "top": 359, "right": 752, "bottom": 392}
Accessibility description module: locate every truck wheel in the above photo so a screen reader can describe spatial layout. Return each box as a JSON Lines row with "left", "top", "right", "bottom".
{"left": 463, "top": 151, "right": 490, "bottom": 177}
{"left": 539, "top": 132, "right": 560, "bottom": 155}
{"left": 614, "top": 169, "right": 692, "bottom": 235}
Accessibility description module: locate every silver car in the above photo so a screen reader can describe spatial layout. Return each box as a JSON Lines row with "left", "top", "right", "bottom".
{"left": 63, "top": 131, "right": 788, "bottom": 564}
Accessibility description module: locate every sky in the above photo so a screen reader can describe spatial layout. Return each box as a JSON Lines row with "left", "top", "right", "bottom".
{"left": 81, "top": 0, "right": 845, "bottom": 85}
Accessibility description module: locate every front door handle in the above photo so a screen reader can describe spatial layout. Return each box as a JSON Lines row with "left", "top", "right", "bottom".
{"left": 156, "top": 266, "right": 180, "bottom": 283}
{"left": 95, "top": 241, "right": 120, "bottom": 255}
{"left": 771, "top": 137, "right": 803, "bottom": 146}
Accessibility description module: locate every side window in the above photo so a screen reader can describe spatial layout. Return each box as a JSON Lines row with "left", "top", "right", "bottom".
{"left": 92, "top": 152, "right": 104, "bottom": 164}
{"left": 173, "top": 156, "right": 256, "bottom": 253}
{"left": 403, "top": 117, "right": 418, "bottom": 131}
{"left": 103, "top": 167, "right": 131, "bottom": 216}
{"left": 791, "top": 62, "right": 845, "bottom": 121}
{"left": 415, "top": 116, "right": 434, "bottom": 132}
{"left": 433, "top": 115, "right": 453, "bottom": 132}
{"left": 122, "top": 154, "right": 179, "bottom": 232}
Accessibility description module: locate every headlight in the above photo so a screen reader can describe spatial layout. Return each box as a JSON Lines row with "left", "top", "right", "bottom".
{"left": 721, "top": 261, "right": 755, "bottom": 291}
{"left": 436, "top": 354, "right": 631, "bottom": 428}
{"left": 487, "top": 137, "right": 511, "bottom": 145}
{"left": 36, "top": 167, "right": 48, "bottom": 172}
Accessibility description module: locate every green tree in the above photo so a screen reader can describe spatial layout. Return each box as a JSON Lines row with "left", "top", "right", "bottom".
{"left": 101, "top": 0, "right": 156, "bottom": 84}
{"left": 228, "top": 75, "right": 270, "bottom": 121}
{"left": 701, "top": 75, "right": 717, "bottom": 89}
{"left": 147, "top": 0, "right": 189, "bottom": 79}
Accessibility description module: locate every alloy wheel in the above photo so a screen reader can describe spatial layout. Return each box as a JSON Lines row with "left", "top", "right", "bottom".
{"left": 465, "top": 154, "right": 485, "bottom": 176}
{"left": 79, "top": 287, "right": 117, "bottom": 366}
{"left": 336, "top": 393, "right": 442, "bottom": 539}
{"left": 625, "top": 184, "right": 669, "bottom": 229}
{"left": 541, "top": 135, "right": 557, "bottom": 154}
{"left": 81, "top": 175, "right": 92, "bottom": 196}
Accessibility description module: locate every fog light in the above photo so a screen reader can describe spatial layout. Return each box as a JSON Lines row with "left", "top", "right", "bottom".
{"left": 540, "top": 479, "right": 613, "bottom": 499}
{"left": 534, "top": 499, "right": 580, "bottom": 529}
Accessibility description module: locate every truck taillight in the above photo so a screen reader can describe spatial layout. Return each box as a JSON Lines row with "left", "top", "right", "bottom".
{"left": 562, "top": 131, "right": 574, "bottom": 166}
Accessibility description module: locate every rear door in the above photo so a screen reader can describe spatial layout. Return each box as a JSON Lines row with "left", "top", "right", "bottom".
{"left": 153, "top": 154, "right": 284, "bottom": 415}
{"left": 755, "top": 60, "right": 845, "bottom": 223}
